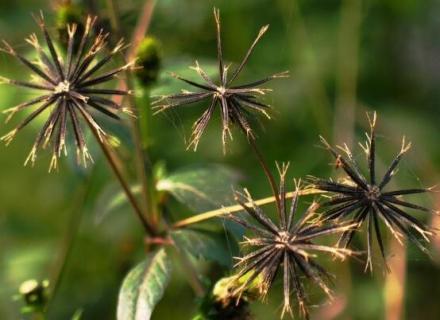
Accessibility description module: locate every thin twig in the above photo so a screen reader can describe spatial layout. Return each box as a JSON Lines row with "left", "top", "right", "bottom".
{"left": 172, "top": 188, "right": 323, "bottom": 229}
{"left": 246, "top": 134, "right": 282, "bottom": 216}
{"left": 106, "top": 0, "right": 120, "bottom": 32}
{"left": 128, "top": 0, "right": 157, "bottom": 61}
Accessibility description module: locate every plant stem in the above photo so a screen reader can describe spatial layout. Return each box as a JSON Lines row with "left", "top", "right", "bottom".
{"left": 385, "top": 239, "right": 407, "bottom": 320}
{"left": 334, "top": 0, "right": 362, "bottom": 146}
{"left": 93, "top": 131, "right": 156, "bottom": 236}
{"left": 246, "top": 134, "right": 282, "bottom": 215}
{"left": 106, "top": 0, "right": 120, "bottom": 32}
{"left": 107, "top": 0, "right": 157, "bottom": 227}
{"left": 125, "top": 0, "right": 158, "bottom": 226}
{"left": 172, "top": 188, "right": 322, "bottom": 229}
{"left": 127, "top": 0, "right": 157, "bottom": 61}
{"left": 128, "top": 76, "right": 157, "bottom": 224}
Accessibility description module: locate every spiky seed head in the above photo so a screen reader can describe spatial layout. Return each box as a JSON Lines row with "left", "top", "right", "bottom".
{"left": 153, "top": 8, "right": 288, "bottom": 151}
{"left": 0, "top": 13, "right": 134, "bottom": 171}
{"left": 310, "top": 112, "right": 434, "bottom": 272}
{"left": 229, "top": 164, "right": 356, "bottom": 319}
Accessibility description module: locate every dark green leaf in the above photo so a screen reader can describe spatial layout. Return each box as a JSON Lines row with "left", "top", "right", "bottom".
{"left": 94, "top": 184, "right": 141, "bottom": 224}
{"left": 156, "top": 164, "right": 241, "bottom": 213}
{"left": 171, "top": 229, "right": 237, "bottom": 267}
{"left": 71, "top": 310, "right": 83, "bottom": 320}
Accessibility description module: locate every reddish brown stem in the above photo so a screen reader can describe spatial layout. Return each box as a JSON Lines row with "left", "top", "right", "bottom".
{"left": 93, "top": 132, "right": 156, "bottom": 236}
{"left": 246, "top": 134, "right": 281, "bottom": 216}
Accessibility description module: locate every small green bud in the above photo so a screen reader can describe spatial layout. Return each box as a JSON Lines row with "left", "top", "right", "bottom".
{"left": 135, "top": 37, "right": 162, "bottom": 86}
{"left": 193, "top": 274, "right": 259, "bottom": 319}
{"left": 19, "top": 279, "right": 39, "bottom": 296}
{"left": 212, "top": 273, "right": 261, "bottom": 306}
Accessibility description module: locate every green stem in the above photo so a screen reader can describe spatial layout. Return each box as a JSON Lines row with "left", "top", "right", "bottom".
{"left": 123, "top": 0, "right": 158, "bottom": 227}
{"left": 107, "top": 0, "right": 158, "bottom": 232}
{"left": 172, "top": 189, "right": 323, "bottom": 229}
{"left": 106, "top": 0, "right": 121, "bottom": 32}
{"left": 333, "top": 0, "right": 362, "bottom": 146}
{"left": 127, "top": 75, "right": 157, "bottom": 225}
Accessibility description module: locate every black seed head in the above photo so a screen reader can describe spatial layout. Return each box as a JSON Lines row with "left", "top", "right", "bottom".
{"left": 0, "top": 13, "right": 134, "bottom": 171}
{"left": 309, "top": 112, "right": 437, "bottom": 271}
{"left": 153, "top": 8, "right": 288, "bottom": 152}
{"left": 229, "top": 163, "right": 356, "bottom": 319}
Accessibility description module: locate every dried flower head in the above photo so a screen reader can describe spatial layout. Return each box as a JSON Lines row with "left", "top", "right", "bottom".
{"left": 0, "top": 13, "right": 133, "bottom": 171}
{"left": 153, "top": 8, "right": 288, "bottom": 152}
{"left": 308, "top": 112, "right": 437, "bottom": 271}
{"left": 229, "top": 163, "right": 356, "bottom": 319}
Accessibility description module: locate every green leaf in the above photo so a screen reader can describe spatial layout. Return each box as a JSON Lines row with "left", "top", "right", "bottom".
{"left": 71, "top": 310, "right": 83, "bottom": 320}
{"left": 117, "top": 249, "right": 172, "bottom": 320}
{"left": 94, "top": 184, "right": 141, "bottom": 224}
{"left": 157, "top": 164, "right": 241, "bottom": 213}
{"left": 171, "top": 229, "right": 237, "bottom": 267}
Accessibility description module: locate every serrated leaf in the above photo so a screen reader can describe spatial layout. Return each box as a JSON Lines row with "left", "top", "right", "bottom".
{"left": 156, "top": 164, "right": 241, "bottom": 213}
{"left": 171, "top": 229, "right": 237, "bottom": 267}
{"left": 117, "top": 249, "right": 171, "bottom": 320}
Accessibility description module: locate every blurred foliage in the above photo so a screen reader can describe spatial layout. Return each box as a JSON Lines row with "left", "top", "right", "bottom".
{"left": 0, "top": 0, "right": 440, "bottom": 319}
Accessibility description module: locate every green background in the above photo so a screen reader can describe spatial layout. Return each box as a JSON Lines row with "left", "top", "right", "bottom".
{"left": 0, "top": 0, "right": 439, "bottom": 319}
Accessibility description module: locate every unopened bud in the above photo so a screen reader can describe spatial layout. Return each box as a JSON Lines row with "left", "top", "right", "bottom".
{"left": 18, "top": 279, "right": 49, "bottom": 309}
{"left": 135, "top": 37, "right": 162, "bottom": 86}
